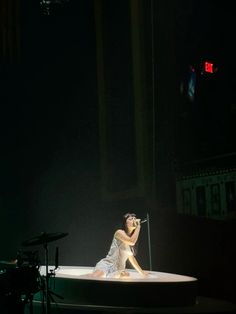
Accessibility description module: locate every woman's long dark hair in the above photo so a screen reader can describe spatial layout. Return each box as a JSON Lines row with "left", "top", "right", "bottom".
{"left": 122, "top": 213, "right": 138, "bottom": 256}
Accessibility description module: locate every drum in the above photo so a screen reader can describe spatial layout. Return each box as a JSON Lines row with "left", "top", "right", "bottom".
{"left": 0, "top": 266, "right": 40, "bottom": 296}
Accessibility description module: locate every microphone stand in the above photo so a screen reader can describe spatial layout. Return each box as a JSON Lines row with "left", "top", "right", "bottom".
{"left": 146, "top": 213, "right": 152, "bottom": 271}
{"left": 140, "top": 214, "right": 152, "bottom": 270}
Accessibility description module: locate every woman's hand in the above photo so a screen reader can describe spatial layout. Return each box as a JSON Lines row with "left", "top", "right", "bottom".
{"left": 120, "top": 270, "right": 130, "bottom": 278}
{"left": 141, "top": 270, "right": 150, "bottom": 277}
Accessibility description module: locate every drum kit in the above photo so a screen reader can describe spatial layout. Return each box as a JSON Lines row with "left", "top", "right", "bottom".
{"left": 0, "top": 232, "right": 68, "bottom": 314}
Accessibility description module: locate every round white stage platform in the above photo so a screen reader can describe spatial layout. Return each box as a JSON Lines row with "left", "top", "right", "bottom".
{"left": 35, "top": 266, "right": 198, "bottom": 309}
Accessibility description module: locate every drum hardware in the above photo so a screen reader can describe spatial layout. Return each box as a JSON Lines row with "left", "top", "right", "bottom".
{"left": 0, "top": 232, "right": 68, "bottom": 314}
{"left": 22, "top": 232, "right": 68, "bottom": 314}
{"left": 16, "top": 250, "right": 40, "bottom": 268}
{"left": 0, "top": 260, "right": 40, "bottom": 314}
{"left": 0, "top": 259, "right": 17, "bottom": 272}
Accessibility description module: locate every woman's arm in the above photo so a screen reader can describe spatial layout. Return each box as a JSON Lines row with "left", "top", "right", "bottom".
{"left": 128, "top": 255, "right": 147, "bottom": 276}
{"left": 115, "top": 224, "right": 141, "bottom": 246}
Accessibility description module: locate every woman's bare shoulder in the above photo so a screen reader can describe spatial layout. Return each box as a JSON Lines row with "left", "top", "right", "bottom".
{"left": 114, "top": 229, "right": 125, "bottom": 237}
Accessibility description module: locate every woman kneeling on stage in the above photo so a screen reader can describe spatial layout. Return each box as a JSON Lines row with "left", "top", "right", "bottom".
{"left": 91, "top": 213, "right": 147, "bottom": 278}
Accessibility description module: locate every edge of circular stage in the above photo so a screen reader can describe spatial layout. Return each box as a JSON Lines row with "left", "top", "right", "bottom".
{"left": 32, "top": 297, "right": 236, "bottom": 314}
{"left": 35, "top": 266, "right": 198, "bottom": 308}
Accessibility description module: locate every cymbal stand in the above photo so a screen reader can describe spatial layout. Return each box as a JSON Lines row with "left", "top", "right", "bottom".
{"left": 43, "top": 242, "right": 50, "bottom": 314}
{"left": 41, "top": 243, "right": 63, "bottom": 314}
{"left": 23, "top": 292, "right": 34, "bottom": 314}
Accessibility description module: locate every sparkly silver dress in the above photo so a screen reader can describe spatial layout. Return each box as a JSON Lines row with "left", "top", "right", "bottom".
{"left": 94, "top": 235, "right": 133, "bottom": 278}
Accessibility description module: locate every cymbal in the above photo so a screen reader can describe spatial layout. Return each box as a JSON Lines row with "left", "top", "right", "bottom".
{"left": 22, "top": 232, "right": 68, "bottom": 247}
{"left": 0, "top": 260, "right": 17, "bottom": 265}
{"left": 0, "top": 260, "right": 17, "bottom": 269}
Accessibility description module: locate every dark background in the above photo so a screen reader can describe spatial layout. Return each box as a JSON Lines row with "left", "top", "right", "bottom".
{"left": 1, "top": 0, "right": 236, "bottom": 305}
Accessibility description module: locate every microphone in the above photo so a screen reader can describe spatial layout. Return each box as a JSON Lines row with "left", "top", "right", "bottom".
{"left": 140, "top": 219, "right": 147, "bottom": 224}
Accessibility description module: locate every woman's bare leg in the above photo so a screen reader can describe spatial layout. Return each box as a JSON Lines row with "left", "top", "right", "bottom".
{"left": 90, "top": 269, "right": 105, "bottom": 278}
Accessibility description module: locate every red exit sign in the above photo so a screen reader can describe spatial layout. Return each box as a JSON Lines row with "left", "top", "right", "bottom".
{"left": 204, "top": 61, "right": 214, "bottom": 73}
